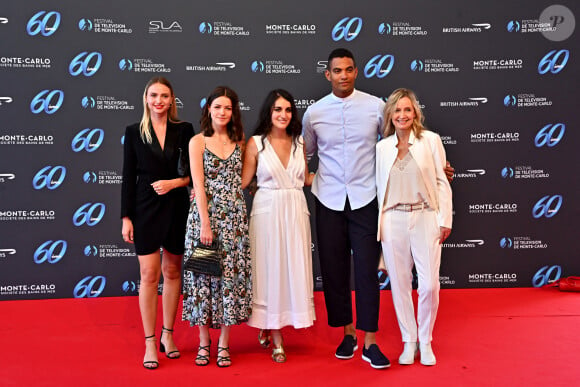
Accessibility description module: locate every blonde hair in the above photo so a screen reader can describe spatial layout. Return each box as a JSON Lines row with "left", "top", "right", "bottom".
{"left": 139, "top": 77, "right": 180, "bottom": 143}
{"left": 382, "top": 88, "right": 425, "bottom": 138}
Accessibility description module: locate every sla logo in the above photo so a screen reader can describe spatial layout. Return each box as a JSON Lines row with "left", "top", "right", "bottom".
{"left": 118, "top": 58, "right": 133, "bottom": 71}
{"left": 332, "top": 17, "right": 362, "bottom": 41}
{"left": 410, "top": 59, "right": 424, "bottom": 71}
{"left": 378, "top": 23, "right": 392, "bottom": 35}
{"left": 34, "top": 240, "right": 67, "bottom": 264}
{"left": 78, "top": 18, "right": 93, "bottom": 31}
{"left": 535, "top": 123, "right": 565, "bottom": 147}
{"left": 83, "top": 245, "right": 98, "bottom": 256}
{"left": 364, "top": 54, "right": 395, "bottom": 78}
{"left": 501, "top": 167, "right": 514, "bottom": 178}
{"left": 499, "top": 237, "right": 513, "bottom": 248}
{"left": 538, "top": 49, "right": 569, "bottom": 74}
{"left": 149, "top": 21, "right": 182, "bottom": 32}
{"left": 73, "top": 275, "right": 106, "bottom": 298}
{"left": 122, "top": 280, "right": 137, "bottom": 292}
{"left": 73, "top": 202, "right": 106, "bottom": 226}
{"left": 32, "top": 166, "right": 66, "bottom": 190}
{"left": 506, "top": 20, "right": 521, "bottom": 32}
{"left": 83, "top": 171, "right": 97, "bottom": 183}
{"left": 69, "top": 51, "right": 102, "bottom": 76}
{"left": 503, "top": 95, "right": 516, "bottom": 107}
{"left": 71, "top": 128, "right": 104, "bottom": 153}
{"left": 199, "top": 22, "right": 213, "bottom": 34}
{"left": 81, "top": 96, "right": 96, "bottom": 108}
{"left": 30, "top": 89, "right": 64, "bottom": 114}
{"left": 251, "top": 61, "right": 264, "bottom": 72}
{"left": 27, "top": 11, "right": 61, "bottom": 36}
{"left": 532, "top": 265, "right": 561, "bottom": 287}
{"left": 532, "top": 195, "right": 562, "bottom": 218}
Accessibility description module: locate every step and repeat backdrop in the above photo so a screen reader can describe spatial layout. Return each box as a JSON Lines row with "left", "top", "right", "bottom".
{"left": 0, "top": 0, "right": 578, "bottom": 300}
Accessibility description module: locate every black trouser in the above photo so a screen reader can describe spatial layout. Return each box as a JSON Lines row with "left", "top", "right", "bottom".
{"left": 315, "top": 197, "right": 381, "bottom": 332}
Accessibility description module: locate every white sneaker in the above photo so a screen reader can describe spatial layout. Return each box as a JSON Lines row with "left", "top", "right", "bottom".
{"left": 420, "top": 343, "right": 436, "bottom": 366}
{"left": 398, "top": 342, "right": 418, "bottom": 365}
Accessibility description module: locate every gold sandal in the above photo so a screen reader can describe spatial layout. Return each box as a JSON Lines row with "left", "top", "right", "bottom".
{"left": 258, "top": 329, "right": 271, "bottom": 348}
{"left": 272, "top": 342, "right": 286, "bottom": 363}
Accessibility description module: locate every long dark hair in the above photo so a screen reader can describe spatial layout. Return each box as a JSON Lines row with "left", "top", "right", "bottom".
{"left": 253, "top": 89, "right": 302, "bottom": 152}
{"left": 200, "top": 86, "right": 244, "bottom": 142}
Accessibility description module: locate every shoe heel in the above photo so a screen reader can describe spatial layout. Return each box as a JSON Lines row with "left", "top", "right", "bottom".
{"left": 159, "top": 341, "right": 166, "bottom": 353}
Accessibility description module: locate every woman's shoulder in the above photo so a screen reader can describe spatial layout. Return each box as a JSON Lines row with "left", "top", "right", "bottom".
{"left": 126, "top": 122, "right": 140, "bottom": 131}
{"left": 172, "top": 120, "right": 194, "bottom": 129}
{"left": 419, "top": 129, "right": 439, "bottom": 138}
{"left": 377, "top": 134, "right": 395, "bottom": 147}
{"left": 191, "top": 132, "right": 205, "bottom": 143}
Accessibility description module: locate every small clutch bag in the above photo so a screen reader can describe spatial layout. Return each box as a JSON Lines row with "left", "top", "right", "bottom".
{"left": 184, "top": 241, "right": 222, "bottom": 276}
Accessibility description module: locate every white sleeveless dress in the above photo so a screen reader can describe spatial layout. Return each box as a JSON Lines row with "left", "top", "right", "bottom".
{"left": 247, "top": 135, "right": 316, "bottom": 329}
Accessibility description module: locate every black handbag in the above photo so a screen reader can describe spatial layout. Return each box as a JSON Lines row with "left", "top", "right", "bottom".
{"left": 184, "top": 241, "right": 222, "bottom": 276}
{"left": 177, "top": 147, "right": 189, "bottom": 177}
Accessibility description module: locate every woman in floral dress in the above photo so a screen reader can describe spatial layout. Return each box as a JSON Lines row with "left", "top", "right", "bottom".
{"left": 183, "top": 86, "right": 251, "bottom": 368}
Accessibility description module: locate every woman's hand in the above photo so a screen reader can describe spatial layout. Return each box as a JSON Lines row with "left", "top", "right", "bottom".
{"left": 199, "top": 222, "right": 213, "bottom": 246}
{"left": 444, "top": 161, "right": 454, "bottom": 183}
{"left": 122, "top": 217, "right": 134, "bottom": 244}
{"left": 151, "top": 180, "right": 174, "bottom": 195}
{"left": 439, "top": 227, "right": 451, "bottom": 244}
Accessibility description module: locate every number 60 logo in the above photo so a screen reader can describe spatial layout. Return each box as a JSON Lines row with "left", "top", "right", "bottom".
{"left": 331, "top": 17, "right": 363, "bottom": 41}
{"left": 74, "top": 276, "right": 106, "bottom": 298}
{"left": 532, "top": 195, "right": 562, "bottom": 218}
{"left": 73, "top": 202, "right": 106, "bottom": 226}
{"left": 532, "top": 265, "right": 561, "bottom": 287}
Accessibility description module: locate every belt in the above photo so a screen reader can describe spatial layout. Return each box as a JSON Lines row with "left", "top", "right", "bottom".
{"left": 388, "top": 202, "right": 430, "bottom": 212}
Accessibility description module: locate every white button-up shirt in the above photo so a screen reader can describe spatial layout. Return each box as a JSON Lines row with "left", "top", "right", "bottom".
{"left": 303, "top": 89, "right": 384, "bottom": 211}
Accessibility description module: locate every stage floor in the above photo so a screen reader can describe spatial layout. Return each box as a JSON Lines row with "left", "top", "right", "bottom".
{"left": 1, "top": 288, "right": 578, "bottom": 386}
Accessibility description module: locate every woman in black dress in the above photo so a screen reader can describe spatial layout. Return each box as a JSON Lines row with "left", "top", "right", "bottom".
{"left": 121, "top": 77, "right": 194, "bottom": 369}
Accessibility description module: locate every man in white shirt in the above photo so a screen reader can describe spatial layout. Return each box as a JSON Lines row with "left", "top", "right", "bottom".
{"left": 302, "top": 48, "right": 389, "bottom": 369}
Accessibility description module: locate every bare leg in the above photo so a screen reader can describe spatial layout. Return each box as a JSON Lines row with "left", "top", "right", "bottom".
{"left": 159, "top": 250, "right": 182, "bottom": 357}
{"left": 271, "top": 329, "right": 286, "bottom": 363}
{"left": 344, "top": 323, "right": 356, "bottom": 338}
{"left": 195, "top": 325, "right": 211, "bottom": 366}
{"left": 138, "top": 251, "right": 162, "bottom": 368}
{"left": 217, "top": 325, "right": 231, "bottom": 367}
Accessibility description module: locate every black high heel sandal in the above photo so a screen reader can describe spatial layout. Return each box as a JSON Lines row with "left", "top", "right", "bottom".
{"left": 217, "top": 346, "right": 231, "bottom": 368}
{"left": 143, "top": 335, "right": 159, "bottom": 370}
{"left": 195, "top": 342, "right": 211, "bottom": 366}
{"left": 159, "top": 326, "right": 180, "bottom": 359}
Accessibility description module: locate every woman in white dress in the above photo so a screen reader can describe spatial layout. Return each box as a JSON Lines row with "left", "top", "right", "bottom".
{"left": 242, "top": 89, "right": 316, "bottom": 363}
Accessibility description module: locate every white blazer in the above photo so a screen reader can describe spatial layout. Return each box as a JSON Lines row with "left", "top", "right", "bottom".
{"left": 376, "top": 129, "right": 453, "bottom": 241}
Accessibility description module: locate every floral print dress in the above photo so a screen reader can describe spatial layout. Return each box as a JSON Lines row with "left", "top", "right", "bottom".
{"left": 182, "top": 145, "right": 252, "bottom": 328}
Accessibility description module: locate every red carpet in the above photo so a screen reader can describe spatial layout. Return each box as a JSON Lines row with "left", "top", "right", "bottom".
{"left": 1, "top": 288, "right": 578, "bottom": 386}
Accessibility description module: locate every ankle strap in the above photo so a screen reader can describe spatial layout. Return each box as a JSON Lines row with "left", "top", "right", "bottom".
{"left": 162, "top": 326, "right": 174, "bottom": 333}
{"left": 145, "top": 335, "right": 156, "bottom": 340}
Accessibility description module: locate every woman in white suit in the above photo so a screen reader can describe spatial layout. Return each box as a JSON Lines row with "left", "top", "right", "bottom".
{"left": 376, "top": 88, "right": 452, "bottom": 366}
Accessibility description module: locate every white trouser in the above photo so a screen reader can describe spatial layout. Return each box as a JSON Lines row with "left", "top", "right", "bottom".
{"left": 380, "top": 208, "right": 441, "bottom": 344}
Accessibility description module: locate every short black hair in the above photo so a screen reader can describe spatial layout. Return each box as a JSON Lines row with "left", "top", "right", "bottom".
{"left": 327, "top": 48, "right": 356, "bottom": 68}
